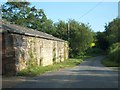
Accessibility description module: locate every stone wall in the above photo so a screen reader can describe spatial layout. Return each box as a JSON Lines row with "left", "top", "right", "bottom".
{"left": 2, "top": 32, "right": 16, "bottom": 75}
{"left": 0, "top": 33, "right": 2, "bottom": 75}
{"left": 2, "top": 32, "right": 69, "bottom": 75}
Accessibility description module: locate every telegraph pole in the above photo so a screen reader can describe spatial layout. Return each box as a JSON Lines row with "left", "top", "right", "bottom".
{"left": 118, "top": 1, "right": 120, "bottom": 18}
{"left": 68, "top": 21, "right": 70, "bottom": 41}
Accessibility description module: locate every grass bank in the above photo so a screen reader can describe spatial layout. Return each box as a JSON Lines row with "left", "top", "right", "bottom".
{"left": 101, "top": 58, "right": 120, "bottom": 67}
{"left": 17, "top": 58, "right": 83, "bottom": 76}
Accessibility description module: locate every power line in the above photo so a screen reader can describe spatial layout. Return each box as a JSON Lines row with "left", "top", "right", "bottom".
{"left": 67, "top": 1, "right": 104, "bottom": 41}
{"left": 79, "top": 0, "right": 104, "bottom": 19}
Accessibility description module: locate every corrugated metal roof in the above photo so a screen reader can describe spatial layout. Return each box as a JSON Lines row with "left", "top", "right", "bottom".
{"left": 1, "top": 20, "right": 64, "bottom": 42}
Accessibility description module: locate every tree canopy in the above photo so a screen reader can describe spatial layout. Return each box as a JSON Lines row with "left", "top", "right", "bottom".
{"left": 2, "top": 2, "right": 94, "bottom": 58}
{"left": 95, "top": 18, "right": 120, "bottom": 64}
{"left": 105, "top": 18, "right": 120, "bottom": 45}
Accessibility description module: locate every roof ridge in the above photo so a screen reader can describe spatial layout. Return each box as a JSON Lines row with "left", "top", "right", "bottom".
{"left": 1, "top": 20, "right": 65, "bottom": 42}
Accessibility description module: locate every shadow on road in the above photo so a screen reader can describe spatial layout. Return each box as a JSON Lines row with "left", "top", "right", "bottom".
{"left": 2, "top": 56, "right": 119, "bottom": 88}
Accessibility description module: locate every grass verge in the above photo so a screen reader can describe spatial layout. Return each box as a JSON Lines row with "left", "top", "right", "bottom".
{"left": 17, "top": 59, "right": 83, "bottom": 76}
{"left": 101, "top": 58, "right": 120, "bottom": 67}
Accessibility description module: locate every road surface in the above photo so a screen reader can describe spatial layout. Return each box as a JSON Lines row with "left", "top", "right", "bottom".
{"left": 3, "top": 56, "right": 119, "bottom": 88}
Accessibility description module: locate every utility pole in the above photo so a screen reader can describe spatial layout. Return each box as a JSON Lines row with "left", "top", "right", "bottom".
{"left": 118, "top": 1, "right": 120, "bottom": 18}
{"left": 68, "top": 21, "right": 70, "bottom": 41}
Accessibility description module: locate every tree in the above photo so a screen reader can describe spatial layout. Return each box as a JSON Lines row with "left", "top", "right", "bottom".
{"left": 48, "top": 19, "right": 94, "bottom": 58}
{"left": 108, "top": 42, "right": 120, "bottom": 63}
{"left": 104, "top": 18, "right": 120, "bottom": 63}
{"left": 95, "top": 18, "right": 120, "bottom": 51}
{"left": 2, "top": 2, "right": 94, "bottom": 58}
{"left": 68, "top": 19, "right": 94, "bottom": 57}
{"left": 2, "top": 2, "right": 30, "bottom": 24}
{"left": 104, "top": 18, "right": 120, "bottom": 45}
{"left": 2, "top": 2, "right": 48, "bottom": 32}
{"left": 54, "top": 20, "right": 68, "bottom": 40}
{"left": 95, "top": 32, "right": 109, "bottom": 50}
{"left": 95, "top": 18, "right": 120, "bottom": 64}
{"left": 43, "top": 19, "right": 56, "bottom": 34}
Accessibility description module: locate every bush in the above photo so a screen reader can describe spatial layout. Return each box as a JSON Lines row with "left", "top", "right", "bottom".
{"left": 101, "top": 58, "right": 119, "bottom": 67}
{"left": 108, "top": 42, "right": 120, "bottom": 63}
{"left": 86, "top": 47, "right": 104, "bottom": 55}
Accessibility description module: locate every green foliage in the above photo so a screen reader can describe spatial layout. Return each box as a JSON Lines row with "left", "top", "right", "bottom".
{"left": 2, "top": 2, "right": 30, "bottom": 24}
{"left": 28, "top": 50, "right": 37, "bottom": 67}
{"left": 105, "top": 18, "right": 120, "bottom": 45}
{"left": 17, "top": 58, "right": 83, "bottom": 76}
{"left": 2, "top": 2, "right": 94, "bottom": 58}
{"left": 2, "top": 2, "right": 49, "bottom": 32}
{"left": 108, "top": 42, "right": 120, "bottom": 63}
{"left": 95, "top": 18, "right": 120, "bottom": 51}
{"left": 95, "top": 18, "right": 120, "bottom": 67}
{"left": 101, "top": 58, "right": 120, "bottom": 67}
{"left": 86, "top": 47, "right": 104, "bottom": 56}
{"left": 53, "top": 47, "right": 56, "bottom": 64}
{"left": 95, "top": 32, "right": 109, "bottom": 50}
{"left": 53, "top": 20, "right": 68, "bottom": 40}
{"left": 68, "top": 19, "right": 94, "bottom": 58}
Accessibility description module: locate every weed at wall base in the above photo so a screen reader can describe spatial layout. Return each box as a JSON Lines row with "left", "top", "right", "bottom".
{"left": 17, "top": 58, "right": 83, "bottom": 76}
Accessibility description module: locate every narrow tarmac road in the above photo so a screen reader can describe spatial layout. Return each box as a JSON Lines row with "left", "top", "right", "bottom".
{"left": 3, "top": 56, "right": 119, "bottom": 88}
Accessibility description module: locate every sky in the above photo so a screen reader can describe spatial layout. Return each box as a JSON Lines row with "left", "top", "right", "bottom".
{"left": 30, "top": 2, "right": 118, "bottom": 32}
{"left": 1, "top": 1, "right": 119, "bottom": 32}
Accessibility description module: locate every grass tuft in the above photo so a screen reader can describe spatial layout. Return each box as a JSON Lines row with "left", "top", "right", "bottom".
{"left": 17, "top": 59, "right": 83, "bottom": 76}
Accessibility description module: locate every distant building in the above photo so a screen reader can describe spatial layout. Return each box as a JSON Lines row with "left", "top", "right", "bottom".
{"left": 118, "top": 1, "right": 120, "bottom": 18}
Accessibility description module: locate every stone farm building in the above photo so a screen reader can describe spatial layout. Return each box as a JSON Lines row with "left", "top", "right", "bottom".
{"left": 1, "top": 20, "right": 69, "bottom": 75}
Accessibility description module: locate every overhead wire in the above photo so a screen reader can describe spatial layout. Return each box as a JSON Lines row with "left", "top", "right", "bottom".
{"left": 79, "top": 0, "right": 104, "bottom": 19}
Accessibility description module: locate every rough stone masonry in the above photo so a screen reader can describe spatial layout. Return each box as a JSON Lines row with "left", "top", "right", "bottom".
{"left": 1, "top": 20, "right": 69, "bottom": 75}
